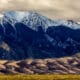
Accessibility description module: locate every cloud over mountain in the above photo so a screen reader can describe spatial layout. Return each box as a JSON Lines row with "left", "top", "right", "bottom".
{"left": 0, "top": 0, "right": 80, "bottom": 19}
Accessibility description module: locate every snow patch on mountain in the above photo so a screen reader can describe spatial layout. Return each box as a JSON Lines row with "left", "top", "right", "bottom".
{"left": 0, "top": 11, "right": 79, "bottom": 60}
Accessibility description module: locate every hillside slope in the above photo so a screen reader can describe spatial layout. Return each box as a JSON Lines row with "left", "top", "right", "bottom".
{"left": 0, "top": 11, "right": 80, "bottom": 60}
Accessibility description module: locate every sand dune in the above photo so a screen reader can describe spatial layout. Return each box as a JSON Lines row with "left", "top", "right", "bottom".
{"left": 0, "top": 55, "right": 80, "bottom": 74}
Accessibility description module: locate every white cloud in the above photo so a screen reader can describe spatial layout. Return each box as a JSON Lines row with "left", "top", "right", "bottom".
{"left": 0, "top": 0, "right": 10, "bottom": 7}
{"left": 0, "top": 0, "right": 80, "bottom": 20}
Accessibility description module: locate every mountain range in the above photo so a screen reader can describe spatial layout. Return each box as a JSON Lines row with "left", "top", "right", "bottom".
{"left": 0, "top": 11, "right": 80, "bottom": 60}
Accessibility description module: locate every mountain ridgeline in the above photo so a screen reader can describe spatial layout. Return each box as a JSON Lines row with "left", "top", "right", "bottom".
{"left": 0, "top": 11, "right": 80, "bottom": 60}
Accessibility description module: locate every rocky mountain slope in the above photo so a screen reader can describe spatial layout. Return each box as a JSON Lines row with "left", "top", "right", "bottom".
{"left": 0, "top": 11, "right": 80, "bottom": 60}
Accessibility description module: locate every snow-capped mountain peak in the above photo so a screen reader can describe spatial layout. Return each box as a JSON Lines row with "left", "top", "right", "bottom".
{"left": 1, "top": 11, "right": 54, "bottom": 31}
{"left": 1, "top": 11, "right": 80, "bottom": 31}
{"left": 0, "top": 11, "right": 80, "bottom": 59}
